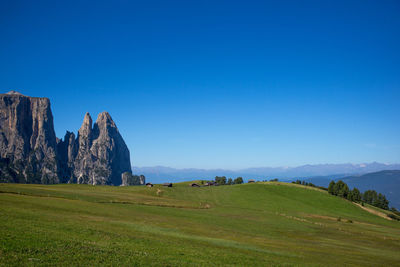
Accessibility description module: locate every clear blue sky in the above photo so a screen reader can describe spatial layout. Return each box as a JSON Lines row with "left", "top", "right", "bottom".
{"left": 1, "top": 0, "right": 399, "bottom": 169}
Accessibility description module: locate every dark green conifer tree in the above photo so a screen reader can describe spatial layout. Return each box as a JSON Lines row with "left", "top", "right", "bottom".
{"left": 234, "top": 177, "right": 243, "bottom": 184}
{"left": 328, "top": 181, "right": 336, "bottom": 195}
{"left": 351, "top": 188, "right": 361, "bottom": 202}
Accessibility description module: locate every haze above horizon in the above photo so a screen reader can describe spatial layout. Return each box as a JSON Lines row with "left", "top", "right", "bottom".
{"left": 1, "top": 0, "right": 399, "bottom": 169}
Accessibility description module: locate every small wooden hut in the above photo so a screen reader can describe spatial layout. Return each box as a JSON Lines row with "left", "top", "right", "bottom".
{"left": 204, "top": 181, "right": 218, "bottom": 186}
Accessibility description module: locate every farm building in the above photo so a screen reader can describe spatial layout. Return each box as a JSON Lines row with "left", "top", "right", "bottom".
{"left": 248, "top": 179, "right": 255, "bottom": 183}
{"left": 204, "top": 182, "right": 219, "bottom": 186}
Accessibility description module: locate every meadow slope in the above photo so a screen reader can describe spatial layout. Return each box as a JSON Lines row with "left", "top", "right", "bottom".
{"left": 0, "top": 182, "right": 399, "bottom": 266}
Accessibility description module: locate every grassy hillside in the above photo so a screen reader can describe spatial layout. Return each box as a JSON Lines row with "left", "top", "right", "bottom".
{"left": 1, "top": 182, "right": 400, "bottom": 266}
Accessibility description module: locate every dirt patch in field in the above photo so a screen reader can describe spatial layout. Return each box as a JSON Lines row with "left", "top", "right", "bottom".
{"left": 304, "top": 214, "right": 337, "bottom": 221}
{"left": 303, "top": 214, "right": 375, "bottom": 226}
{"left": 353, "top": 203, "right": 392, "bottom": 221}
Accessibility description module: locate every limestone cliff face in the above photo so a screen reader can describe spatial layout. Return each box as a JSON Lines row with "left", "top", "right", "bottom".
{"left": 1, "top": 91, "right": 138, "bottom": 185}
{"left": 73, "top": 112, "right": 132, "bottom": 185}
{"left": 56, "top": 131, "right": 77, "bottom": 182}
{"left": 73, "top": 112, "right": 95, "bottom": 184}
{"left": 0, "top": 91, "right": 59, "bottom": 183}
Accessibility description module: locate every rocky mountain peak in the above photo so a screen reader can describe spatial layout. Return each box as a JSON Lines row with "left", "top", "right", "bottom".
{"left": 95, "top": 111, "right": 116, "bottom": 129}
{"left": 0, "top": 91, "right": 59, "bottom": 183}
{"left": 1, "top": 91, "right": 139, "bottom": 186}
{"left": 73, "top": 111, "right": 133, "bottom": 185}
{"left": 79, "top": 112, "right": 93, "bottom": 136}
{"left": 6, "top": 90, "right": 24, "bottom": 96}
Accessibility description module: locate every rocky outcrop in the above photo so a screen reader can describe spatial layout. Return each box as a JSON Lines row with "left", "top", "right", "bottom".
{"left": 121, "top": 172, "right": 145, "bottom": 186}
{"left": 0, "top": 91, "right": 59, "bottom": 183}
{"left": 56, "top": 131, "right": 77, "bottom": 182}
{"left": 0, "top": 91, "right": 140, "bottom": 185}
{"left": 72, "top": 112, "right": 132, "bottom": 185}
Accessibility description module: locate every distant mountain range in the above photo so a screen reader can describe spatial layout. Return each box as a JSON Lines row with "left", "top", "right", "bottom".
{"left": 133, "top": 162, "right": 400, "bottom": 183}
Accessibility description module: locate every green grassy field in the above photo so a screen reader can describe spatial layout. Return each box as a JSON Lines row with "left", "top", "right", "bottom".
{"left": 0, "top": 182, "right": 399, "bottom": 266}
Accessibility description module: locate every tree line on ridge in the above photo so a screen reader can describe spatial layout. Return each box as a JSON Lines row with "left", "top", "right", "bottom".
{"left": 328, "top": 180, "right": 389, "bottom": 210}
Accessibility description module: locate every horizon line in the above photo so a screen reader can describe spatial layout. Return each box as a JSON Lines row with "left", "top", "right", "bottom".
{"left": 131, "top": 161, "right": 400, "bottom": 171}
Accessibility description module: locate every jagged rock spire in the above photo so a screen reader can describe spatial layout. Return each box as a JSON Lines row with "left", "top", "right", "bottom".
{"left": 72, "top": 111, "right": 132, "bottom": 185}
{"left": 96, "top": 111, "right": 114, "bottom": 125}
{"left": 1, "top": 92, "right": 135, "bottom": 186}
{"left": 78, "top": 112, "right": 92, "bottom": 137}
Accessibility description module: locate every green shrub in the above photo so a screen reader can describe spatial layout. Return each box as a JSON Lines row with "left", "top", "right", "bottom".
{"left": 387, "top": 214, "right": 400, "bottom": 221}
